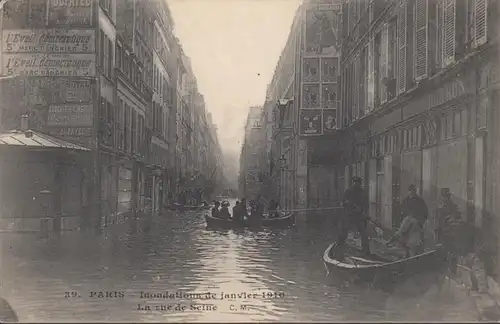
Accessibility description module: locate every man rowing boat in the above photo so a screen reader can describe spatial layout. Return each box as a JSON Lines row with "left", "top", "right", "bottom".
{"left": 337, "top": 176, "right": 371, "bottom": 260}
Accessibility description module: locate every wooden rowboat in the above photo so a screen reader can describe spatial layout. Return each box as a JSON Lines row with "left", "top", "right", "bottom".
{"left": 170, "top": 203, "right": 205, "bottom": 211}
{"left": 323, "top": 239, "right": 445, "bottom": 289}
{"left": 205, "top": 212, "right": 295, "bottom": 229}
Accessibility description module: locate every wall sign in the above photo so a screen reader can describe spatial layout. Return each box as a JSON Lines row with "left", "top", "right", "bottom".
{"left": 2, "top": 53, "right": 96, "bottom": 77}
{"left": 3, "top": 29, "right": 95, "bottom": 53}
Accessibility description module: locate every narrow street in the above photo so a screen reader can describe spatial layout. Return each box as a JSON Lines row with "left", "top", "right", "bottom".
{"left": 0, "top": 201, "right": 479, "bottom": 322}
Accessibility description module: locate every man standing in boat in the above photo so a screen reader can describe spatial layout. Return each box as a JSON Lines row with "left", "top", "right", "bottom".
{"left": 337, "top": 176, "right": 371, "bottom": 259}
{"left": 401, "top": 184, "right": 428, "bottom": 240}
{"left": 436, "top": 188, "right": 463, "bottom": 274}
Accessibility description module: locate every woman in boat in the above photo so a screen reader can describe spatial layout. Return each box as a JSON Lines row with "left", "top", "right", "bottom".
{"left": 211, "top": 201, "right": 221, "bottom": 218}
{"left": 219, "top": 201, "right": 232, "bottom": 220}
{"left": 387, "top": 210, "right": 423, "bottom": 258}
{"left": 232, "top": 201, "right": 243, "bottom": 223}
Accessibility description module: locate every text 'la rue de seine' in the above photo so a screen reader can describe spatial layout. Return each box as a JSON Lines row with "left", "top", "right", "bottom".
{"left": 136, "top": 291, "right": 285, "bottom": 312}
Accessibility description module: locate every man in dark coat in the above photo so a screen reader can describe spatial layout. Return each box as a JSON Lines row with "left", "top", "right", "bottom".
{"left": 402, "top": 184, "right": 428, "bottom": 227}
{"left": 402, "top": 184, "right": 428, "bottom": 243}
{"left": 211, "top": 201, "right": 220, "bottom": 218}
{"left": 436, "top": 188, "right": 463, "bottom": 273}
{"left": 337, "top": 176, "right": 371, "bottom": 259}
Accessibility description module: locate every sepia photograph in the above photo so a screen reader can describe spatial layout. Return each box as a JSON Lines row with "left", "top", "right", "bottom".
{"left": 0, "top": 0, "right": 498, "bottom": 322}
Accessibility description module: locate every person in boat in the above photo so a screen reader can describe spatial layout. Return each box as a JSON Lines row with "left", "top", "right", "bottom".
{"left": 219, "top": 201, "right": 232, "bottom": 219}
{"left": 211, "top": 201, "right": 221, "bottom": 218}
{"left": 232, "top": 201, "right": 242, "bottom": 222}
{"left": 240, "top": 198, "right": 248, "bottom": 220}
{"left": 337, "top": 176, "right": 371, "bottom": 258}
{"left": 268, "top": 199, "right": 280, "bottom": 218}
{"left": 386, "top": 210, "right": 423, "bottom": 258}
{"left": 436, "top": 188, "right": 463, "bottom": 273}
{"left": 401, "top": 184, "right": 428, "bottom": 243}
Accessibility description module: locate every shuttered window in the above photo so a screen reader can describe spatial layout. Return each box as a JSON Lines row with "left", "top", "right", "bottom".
{"left": 443, "top": 0, "right": 456, "bottom": 66}
{"left": 414, "top": 0, "right": 428, "bottom": 81}
{"left": 380, "top": 24, "right": 389, "bottom": 104}
{"left": 353, "top": 55, "right": 359, "bottom": 120}
{"left": 474, "top": 0, "right": 488, "bottom": 47}
{"left": 397, "top": 0, "right": 408, "bottom": 95}
{"left": 367, "top": 38, "right": 375, "bottom": 111}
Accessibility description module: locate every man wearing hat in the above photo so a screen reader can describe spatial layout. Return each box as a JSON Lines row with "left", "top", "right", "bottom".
{"left": 436, "top": 188, "right": 463, "bottom": 273}
{"left": 337, "top": 176, "right": 371, "bottom": 259}
{"left": 401, "top": 184, "right": 428, "bottom": 228}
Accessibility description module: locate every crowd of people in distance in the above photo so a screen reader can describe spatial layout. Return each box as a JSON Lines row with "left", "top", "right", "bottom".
{"left": 210, "top": 197, "right": 282, "bottom": 223}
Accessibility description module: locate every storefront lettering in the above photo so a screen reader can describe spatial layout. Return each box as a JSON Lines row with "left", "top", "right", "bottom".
{"left": 50, "top": 0, "right": 92, "bottom": 7}
{"left": 3, "top": 30, "right": 95, "bottom": 53}
{"left": 47, "top": 104, "right": 93, "bottom": 127}
{"left": 430, "top": 79, "right": 467, "bottom": 109}
{"left": 3, "top": 54, "right": 95, "bottom": 77}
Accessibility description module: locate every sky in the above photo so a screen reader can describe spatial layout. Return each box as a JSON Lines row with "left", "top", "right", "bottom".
{"left": 169, "top": 0, "right": 301, "bottom": 158}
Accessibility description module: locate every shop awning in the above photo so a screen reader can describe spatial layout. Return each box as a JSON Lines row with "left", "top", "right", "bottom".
{"left": 0, "top": 130, "right": 90, "bottom": 151}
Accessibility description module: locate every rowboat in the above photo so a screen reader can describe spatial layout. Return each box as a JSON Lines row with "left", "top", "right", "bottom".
{"left": 171, "top": 203, "right": 205, "bottom": 211}
{"left": 323, "top": 238, "right": 445, "bottom": 289}
{"left": 205, "top": 212, "right": 295, "bottom": 229}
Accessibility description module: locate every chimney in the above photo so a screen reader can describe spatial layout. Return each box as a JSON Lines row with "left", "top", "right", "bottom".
{"left": 20, "top": 114, "right": 29, "bottom": 131}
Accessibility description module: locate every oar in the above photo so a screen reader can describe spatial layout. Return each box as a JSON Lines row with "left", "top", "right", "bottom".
{"left": 279, "top": 206, "right": 343, "bottom": 213}
{"left": 363, "top": 215, "right": 418, "bottom": 256}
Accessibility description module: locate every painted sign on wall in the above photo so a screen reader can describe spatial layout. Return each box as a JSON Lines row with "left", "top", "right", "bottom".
{"left": 2, "top": 53, "right": 96, "bottom": 77}
{"left": 3, "top": 77, "right": 93, "bottom": 105}
{"left": 47, "top": 0, "right": 94, "bottom": 27}
{"left": 3, "top": 29, "right": 95, "bottom": 53}
{"left": 47, "top": 104, "right": 93, "bottom": 127}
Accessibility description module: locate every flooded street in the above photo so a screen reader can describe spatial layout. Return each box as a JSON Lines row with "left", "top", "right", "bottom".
{"left": 0, "top": 202, "right": 479, "bottom": 322}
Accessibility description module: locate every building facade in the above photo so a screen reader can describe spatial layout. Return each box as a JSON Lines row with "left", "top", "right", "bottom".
{"left": 251, "top": 0, "right": 340, "bottom": 219}
{"left": 239, "top": 106, "right": 264, "bottom": 201}
{"left": 335, "top": 0, "right": 499, "bottom": 275}
{"left": 0, "top": 0, "right": 224, "bottom": 231}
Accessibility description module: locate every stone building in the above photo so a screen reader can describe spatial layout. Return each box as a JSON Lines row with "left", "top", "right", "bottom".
{"left": 0, "top": 0, "right": 223, "bottom": 232}
{"left": 239, "top": 106, "right": 264, "bottom": 201}
{"left": 335, "top": 0, "right": 500, "bottom": 275}
{"left": 258, "top": 0, "right": 340, "bottom": 219}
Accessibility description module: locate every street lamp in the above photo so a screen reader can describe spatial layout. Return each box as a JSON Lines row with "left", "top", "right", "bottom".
{"left": 276, "top": 98, "right": 293, "bottom": 126}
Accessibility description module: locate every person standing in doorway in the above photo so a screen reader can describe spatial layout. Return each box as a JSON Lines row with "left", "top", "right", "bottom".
{"left": 337, "top": 176, "right": 371, "bottom": 259}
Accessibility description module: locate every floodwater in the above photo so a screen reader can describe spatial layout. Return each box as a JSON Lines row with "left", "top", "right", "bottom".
{"left": 0, "top": 199, "right": 480, "bottom": 322}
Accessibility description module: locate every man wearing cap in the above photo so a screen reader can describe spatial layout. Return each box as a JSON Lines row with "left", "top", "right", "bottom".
{"left": 402, "top": 184, "right": 428, "bottom": 227}
{"left": 436, "top": 188, "right": 463, "bottom": 273}
{"left": 337, "top": 176, "right": 371, "bottom": 259}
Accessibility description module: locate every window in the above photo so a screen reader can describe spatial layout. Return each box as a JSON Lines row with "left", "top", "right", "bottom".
{"left": 397, "top": 0, "right": 408, "bottom": 95}
{"left": 474, "top": 0, "right": 487, "bottom": 48}
{"left": 124, "top": 104, "right": 130, "bottom": 152}
{"left": 379, "top": 23, "right": 389, "bottom": 103}
{"left": 107, "top": 38, "right": 113, "bottom": 78}
{"left": 414, "top": 0, "right": 428, "bottom": 81}
{"left": 367, "top": 38, "right": 375, "bottom": 112}
{"left": 99, "top": 30, "right": 105, "bottom": 72}
{"left": 443, "top": 0, "right": 456, "bottom": 67}
{"left": 116, "top": 43, "right": 122, "bottom": 71}
{"left": 388, "top": 19, "right": 398, "bottom": 100}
